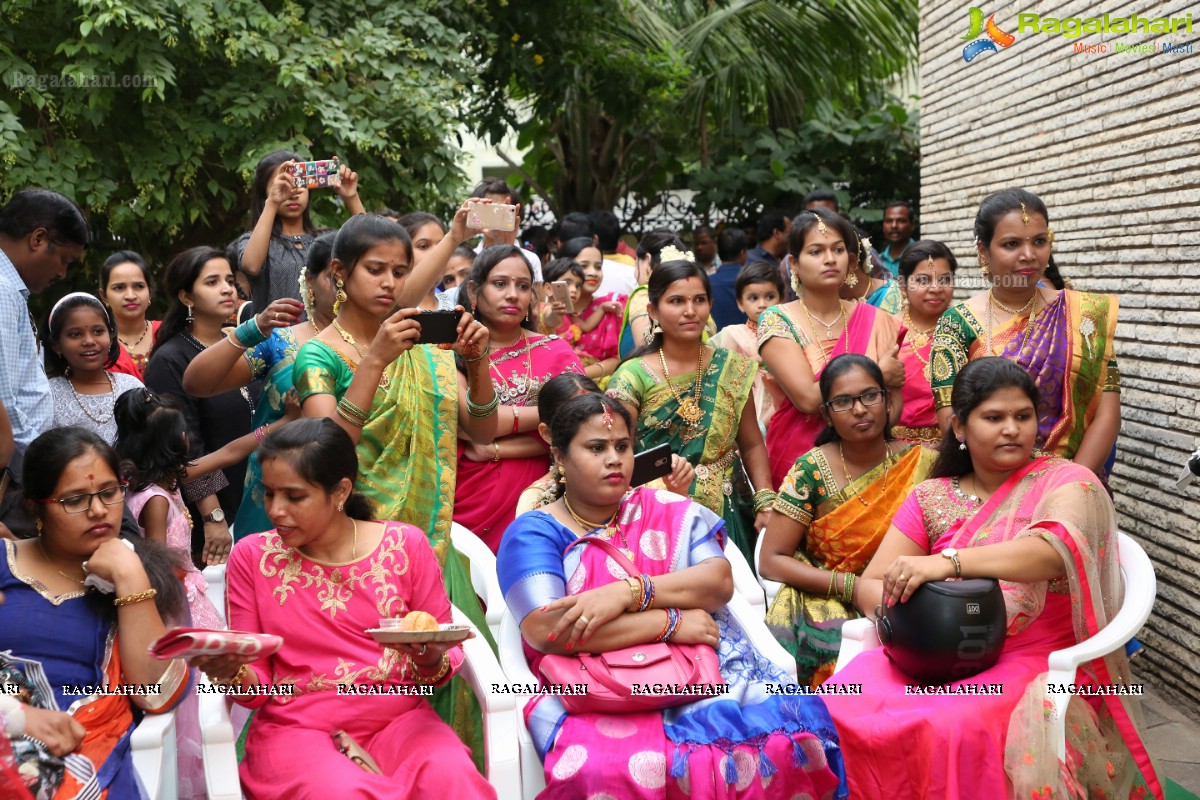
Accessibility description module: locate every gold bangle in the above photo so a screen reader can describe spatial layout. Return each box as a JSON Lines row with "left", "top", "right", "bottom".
{"left": 410, "top": 653, "right": 450, "bottom": 685}
{"left": 492, "top": 442, "right": 501, "bottom": 462}
{"left": 213, "top": 663, "right": 249, "bottom": 687}
{"left": 114, "top": 588, "right": 157, "bottom": 607}
{"left": 625, "top": 576, "right": 642, "bottom": 612}
{"left": 825, "top": 571, "right": 838, "bottom": 599}
{"left": 226, "top": 333, "right": 250, "bottom": 351}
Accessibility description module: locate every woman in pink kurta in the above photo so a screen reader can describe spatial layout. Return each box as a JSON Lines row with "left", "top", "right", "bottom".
{"left": 191, "top": 418, "right": 495, "bottom": 800}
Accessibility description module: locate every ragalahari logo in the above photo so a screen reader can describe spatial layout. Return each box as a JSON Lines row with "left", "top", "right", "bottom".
{"left": 962, "top": 7, "right": 1016, "bottom": 62}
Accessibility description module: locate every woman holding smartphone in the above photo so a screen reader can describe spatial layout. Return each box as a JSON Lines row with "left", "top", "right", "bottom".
{"left": 606, "top": 259, "right": 774, "bottom": 564}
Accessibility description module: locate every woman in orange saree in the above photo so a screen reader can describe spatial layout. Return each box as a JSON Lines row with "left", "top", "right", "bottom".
{"left": 760, "top": 355, "right": 935, "bottom": 687}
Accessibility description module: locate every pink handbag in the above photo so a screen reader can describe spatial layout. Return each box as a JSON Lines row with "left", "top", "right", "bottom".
{"left": 537, "top": 536, "right": 724, "bottom": 714}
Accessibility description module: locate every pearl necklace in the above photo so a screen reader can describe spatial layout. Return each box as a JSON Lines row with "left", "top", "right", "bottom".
{"left": 67, "top": 371, "right": 117, "bottom": 424}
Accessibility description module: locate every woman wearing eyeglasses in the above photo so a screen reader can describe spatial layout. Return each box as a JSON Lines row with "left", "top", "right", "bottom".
{"left": 760, "top": 354, "right": 935, "bottom": 687}
{"left": 0, "top": 428, "right": 190, "bottom": 799}
{"left": 892, "top": 240, "right": 958, "bottom": 446}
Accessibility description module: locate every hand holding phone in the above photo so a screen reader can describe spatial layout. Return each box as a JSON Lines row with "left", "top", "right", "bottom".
{"left": 631, "top": 444, "right": 674, "bottom": 488}
{"left": 550, "top": 281, "right": 576, "bottom": 314}
{"left": 291, "top": 158, "right": 342, "bottom": 189}
{"left": 415, "top": 309, "right": 464, "bottom": 345}
{"left": 465, "top": 202, "right": 517, "bottom": 232}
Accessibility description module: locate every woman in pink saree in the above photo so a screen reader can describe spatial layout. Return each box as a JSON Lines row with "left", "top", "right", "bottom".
{"left": 890, "top": 240, "right": 957, "bottom": 447}
{"left": 190, "top": 419, "right": 495, "bottom": 799}
{"left": 497, "top": 393, "right": 847, "bottom": 799}
{"left": 824, "top": 358, "right": 1162, "bottom": 800}
{"left": 758, "top": 209, "right": 906, "bottom": 489}
{"left": 454, "top": 245, "right": 583, "bottom": 551}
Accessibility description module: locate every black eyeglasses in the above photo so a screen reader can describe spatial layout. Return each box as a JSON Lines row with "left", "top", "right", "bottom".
{"left": 35, "top": 484, "right": 127, "bottom": 514}
{"left": 824, "top": 389, "right": 886, "bottom": 413}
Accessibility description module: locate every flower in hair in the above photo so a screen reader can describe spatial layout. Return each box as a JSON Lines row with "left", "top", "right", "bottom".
{"left": 659, "top": 245, "right": 695, "bottom": 264}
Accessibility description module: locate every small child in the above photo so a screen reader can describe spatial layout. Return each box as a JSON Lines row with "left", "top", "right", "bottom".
{"left": 537, "top": 257, "right": 587, "bottom": 345}
{"left": 113, "top": 387, "right": 298, "bottom": 628}
{"left": 709, "top": 261, "right": 786, "bottom": 429}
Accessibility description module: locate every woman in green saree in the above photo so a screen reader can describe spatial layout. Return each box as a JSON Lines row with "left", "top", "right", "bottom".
{"left": 292, "top": 212, "right": 499, "bottom": 770}
{"left": 607, "top": 259, "right": 775, "bottom": 564}
{"left": 760, "top": 354, "right": 936, "bottom": 688}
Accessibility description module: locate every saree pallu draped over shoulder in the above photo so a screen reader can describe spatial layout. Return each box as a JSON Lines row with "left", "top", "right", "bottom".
{"left": 766, "top": 444, "right": 937, "bottom": 687}
{"left": 757, "top": 302, "right": 901, "bottom": 490}
{"left": 497, "top": 487, "right": 848, "bottom": 800}
{"left": 821, "top": 458, "right": 1163, "bottom": 800}
{"left": 930, "top": 291, "right": 1119, "bottom": 471}
{"left": 607, "top": 347, "right": 759, "bottom": 563}
{"left": 293, "top": 338, "right": 492, "bottom": 769}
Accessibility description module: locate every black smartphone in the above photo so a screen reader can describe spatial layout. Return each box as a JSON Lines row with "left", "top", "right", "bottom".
{"left": 630, "top": 443, "right": 674, "bottom": 487}
{"left": 415, "top": 309, "right": 463, "bottom": 345}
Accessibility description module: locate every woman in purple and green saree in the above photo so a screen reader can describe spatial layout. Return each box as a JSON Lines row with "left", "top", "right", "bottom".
{"left": 930, "top": 188, "right": 1120, "bottom": 482}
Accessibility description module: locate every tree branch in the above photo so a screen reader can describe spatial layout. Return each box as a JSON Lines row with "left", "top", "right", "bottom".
{"left": 496, "top": 148, "right": 556, "bottom": 216}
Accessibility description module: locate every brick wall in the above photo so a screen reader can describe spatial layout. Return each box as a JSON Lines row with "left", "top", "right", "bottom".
{"left": 918, "top": 0, "right": 1200, "bottom": 710}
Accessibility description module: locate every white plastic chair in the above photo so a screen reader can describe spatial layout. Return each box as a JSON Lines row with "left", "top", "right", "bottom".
{"left": 724, "top": 537, "right": 765, "bottom": 610}
{"left": 198, "top": 604, "right": 520, "bottom": 799}
{"left": 131, "top": 709, "right": 178, "bottom": 800}
{"left": 753, "top": 529, "right": 783, "bottom": 607}
{"left": 202, "top": 564, "right": 227, "bottom": 628}
{"left": 451, "top": 522, "right": 505, "bottom": 640}
{"left": 831, "top": 533, "right": 1156, "bottom": 762}
{"left": 498, "top": 591, "right": 797, "bottom": 798}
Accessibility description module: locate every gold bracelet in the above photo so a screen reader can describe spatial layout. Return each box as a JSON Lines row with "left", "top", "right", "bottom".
{"left": 336, "top": 405, "right": 366, "bottom": 429}
{"left": 213, "top": 663, "right": 249, "bottom": 687}
{"left": 826, "top": 571, "right": 838, "bottom": 599}
{"left": 625, "top": 576, "right": 643, "bottom": 612}
{"left": 492, "top": 442, "right": 501, "bottom": 462}
{"left": 225, "top": 333, "right": 250, "bottom": 351}
{"left": 410, "top": 653, "right": 451, "bottom": 685}
{"left": 113, "top": 588, "right": 157, "bottom": 607}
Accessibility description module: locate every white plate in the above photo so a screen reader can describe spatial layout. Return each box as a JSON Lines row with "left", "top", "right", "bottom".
{"left": 366, "top": 625, "right": 472, "bottom": 645}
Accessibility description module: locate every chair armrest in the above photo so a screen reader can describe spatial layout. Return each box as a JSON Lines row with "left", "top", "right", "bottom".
{"left": 451, "top": 523, "right": 505, "bottom": 635}
{"left": 725, "top": 592, "right": 797, "bottom": 681}
{"left": 131, "top": 710, "right": 177, "bottom": 800}
{"left": 498, "top": 609, "right": 546, "bottom": 799}
{"left": 198, "top": 679, "right": 242, "bottom": 800}
{"left": 833, "top": 617, "right": 879, "bottom": 674}
{"left": 753, "top": 528, "right": 784, "bottom": 607}
{"left": 452, "top": 604, "right": 520, "bottom": 794}
{"left": 724, "top": 539, "right": 765, "bottom": 609}
{"left": 1045, "top": 532, "right": 1156, "bottom": 759}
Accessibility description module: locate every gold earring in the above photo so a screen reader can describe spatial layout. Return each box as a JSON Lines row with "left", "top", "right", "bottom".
{"left": 979, "top": 255, "right": 990, "bottom": 279}
{"left": 337, "top": 500, "right": 344, "bottom": 512}
{"left": 35, "top": 518, "right": 43, "bottom": 535}
{"left": 333, "top": 278, "right": 347, "bottom": 316}
{"left": 790, "top": 272, "right": 801, "bottom": 298}
{"left": 843, "top": 270, "right": 858, "bottom": 288}
{"left": 557, "top": 465, "right": 567, "bottom": 485}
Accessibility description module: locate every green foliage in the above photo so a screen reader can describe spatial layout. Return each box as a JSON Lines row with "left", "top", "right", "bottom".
{"left": 467, "top": 0, "right": 919, "bottom": 221}
{"left": 687, "top": 93, "right": 921, "bottom": 231}
{"left": 0, "top": 0, "right": 474, "bottom": 279}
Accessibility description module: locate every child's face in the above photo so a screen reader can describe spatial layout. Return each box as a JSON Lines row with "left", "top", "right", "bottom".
{"left": 736, "top": 281, "right": 780, "bottom": 324}
{"left": 563, "top": 274, "right": 583, "bottom": 304}
{"left": 55, "top": 305, "right": 111, "bottom": 374}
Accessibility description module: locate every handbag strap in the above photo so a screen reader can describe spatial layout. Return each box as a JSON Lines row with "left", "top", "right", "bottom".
{"left": 563, "top": 534, "right": 639, "bottom": 576}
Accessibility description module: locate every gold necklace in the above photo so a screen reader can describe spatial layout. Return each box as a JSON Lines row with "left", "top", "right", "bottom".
{"left": 799, "top": 300, "right": 848, "bottom": 367}
{"left": 838, "top": 442, "right": 891, "bottom": 507}
{"left": 488, "top": 331, "right": 533, "bottom": 406}
{"left": 38, "top": 539, "right": 86, "bottom": 586}
{"left": 902, "top": 309, "right": 935, "bottom": 381}
{"left": 988, "top": 288, "right": 1036, "bottom": 317}
{"left": 984, "top": 289, "right": 1039, "bottom": 355}
{"left": 332, "top": 320, "right": 368, "bottom": 359}
{"left": 299, "top": 519, "right": 359, "bottom": 563}
{"left": 658, "top": 346, "right": 706, "bottom": 426}
{"left": 563, "top": 496, "right": 631, "bottom": 560}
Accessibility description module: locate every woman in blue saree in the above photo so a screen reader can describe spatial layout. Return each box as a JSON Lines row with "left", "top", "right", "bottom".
{"left": 497, "top": 393, "right": 846, "bottom": 799}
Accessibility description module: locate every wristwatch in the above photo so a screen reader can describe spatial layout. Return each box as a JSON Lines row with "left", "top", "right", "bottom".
{"left": 941, "top": 547, "right": 961, "bottom": 578}
{"left": 203, "top": 508, "right": 226, "bottom": 524}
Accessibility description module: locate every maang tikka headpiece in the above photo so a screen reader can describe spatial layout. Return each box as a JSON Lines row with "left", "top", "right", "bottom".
{"left": 812, "top": 212, "right": 828, "bottom": 235}
{"left": 927, "top": 254, "right": 936, "bottom": 270}
{"left": 601, "top": 403, "right": 614, "bottom": 431}
{"left": 1020, "top": 202, "right": 1030, "bottom": 226}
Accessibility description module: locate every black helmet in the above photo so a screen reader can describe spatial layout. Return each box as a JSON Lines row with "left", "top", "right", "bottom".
{"left": 875, "top": 578, "right": 1007, "bottom": 685}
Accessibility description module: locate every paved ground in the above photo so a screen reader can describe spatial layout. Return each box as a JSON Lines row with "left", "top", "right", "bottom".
{"left": 1139, "top": 682, "right": 1200, "bottom": 797}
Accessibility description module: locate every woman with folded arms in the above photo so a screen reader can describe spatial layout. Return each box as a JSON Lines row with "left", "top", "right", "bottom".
{"left": 498, "top": 393, "right": 846, "bottom": 798}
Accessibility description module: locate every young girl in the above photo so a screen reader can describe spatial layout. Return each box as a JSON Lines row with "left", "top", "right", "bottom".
{"left": 537, "top": 256, "right": 586, "bottom": 346}
{"left": 233, "top": 150, "right": 364, "bottom": 310}
{"left": 44, "top": 292, "right": 145, "bottom": 444}
{"left": 710, "top": 260, "right": 787, "bottom": 429}
{"left": 114, "top": 387, "right": 298, "bottom": 626}
{"left": 557, "top": 236, "right": 625, "bottom": 379}
{"left": 100, "top": 250, "right": 160, "bottom": 379}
